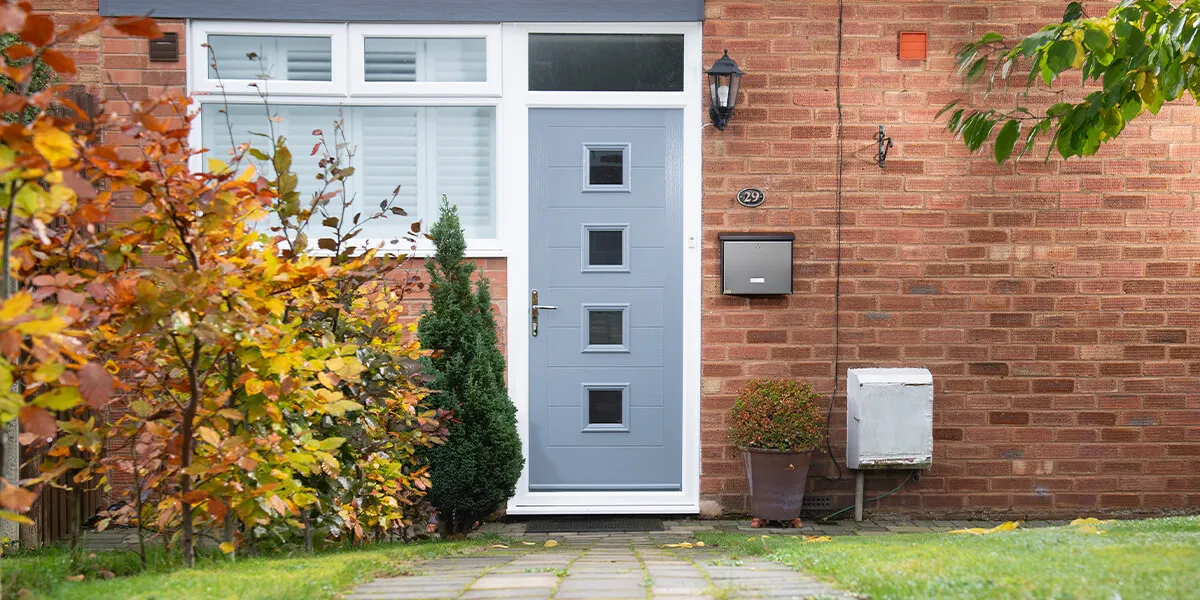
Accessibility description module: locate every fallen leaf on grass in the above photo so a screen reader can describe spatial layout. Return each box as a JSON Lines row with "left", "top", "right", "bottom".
{"left": 948, "top": 520, "right": 1022, "bottom": 535}
{"left": 543, "top": 540, "right": 559, "bottom": 547}
{"left": 489, "top": 544, "right": 509, "bottom": 549}
{"left": 803, "top": 535, "right": 831, "bottom": 543}
{"left": 1068, "top": 517, "right": 1112, "bottom": 535}
{"left": 1070, "top": 517, "right": 1114, "bottom": 527}
{"left": 521, "top": 541, "right": 536, "bottom": 546}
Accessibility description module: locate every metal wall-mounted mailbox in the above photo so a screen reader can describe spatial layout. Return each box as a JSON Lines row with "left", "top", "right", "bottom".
{"left": 719, "top": 233, "right": 794, "bottom": 295}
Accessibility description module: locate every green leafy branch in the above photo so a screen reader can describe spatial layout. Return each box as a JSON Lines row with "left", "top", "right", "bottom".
{"left": 943, "top": 0, "right": 1198, "bottom": 164}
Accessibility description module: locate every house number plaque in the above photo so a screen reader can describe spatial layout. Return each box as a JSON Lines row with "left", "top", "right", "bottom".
{"left": 736, "top": 187, "right": 765, "bottom": 207}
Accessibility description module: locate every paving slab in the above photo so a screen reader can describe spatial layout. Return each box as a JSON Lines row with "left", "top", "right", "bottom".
{"left": 468, "top": 573, "right": 559, "bottom": 590}
{"left": 350, "top": 524, "right": 861, "bottom": 600}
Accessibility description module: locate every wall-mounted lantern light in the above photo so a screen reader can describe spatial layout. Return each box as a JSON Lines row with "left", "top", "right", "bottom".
{"left": 706, "top": 50, "right": 743, "bottom": 130}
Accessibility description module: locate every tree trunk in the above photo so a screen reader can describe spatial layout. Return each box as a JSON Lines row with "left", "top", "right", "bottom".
{"left": 136, "top": 500, "right": 146, "bottom": 567}
{"left": 301, "top": 509, "right": 313, "bottom": 553}
{"left": 0, "top": 198, "right": 20, "bottom": 546}
{"left": 134, "top": 472, "right": 147, "bottom": 566}
{"left": 0, "top": 421, "right": 18, "bottom": 544}
{"left": 222, "top": 511, "right": 235, "bottom": 561}
{"left": 179, "top": 338, "right": 202, "bottom": 569}
{"left": 68, "top": 483, "right": 82, "bottom": 559}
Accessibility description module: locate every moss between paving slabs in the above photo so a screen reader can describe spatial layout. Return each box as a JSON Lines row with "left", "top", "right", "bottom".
{"left": 695, "top": 516, "right": 1200, "bottom": 600}
{"left": 1, "top": 538, "right": 488, "bottom": 600}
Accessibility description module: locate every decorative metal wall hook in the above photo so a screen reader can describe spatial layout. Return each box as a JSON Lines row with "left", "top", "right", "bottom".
{"left": 875, "top": 125, "right": 894, "bottom": 169}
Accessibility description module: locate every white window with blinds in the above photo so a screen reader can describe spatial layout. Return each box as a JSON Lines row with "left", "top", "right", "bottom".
{"left": 351, "top": 24, "right": 500, "bottom": 96}
{"left": 191, "top": 23, "right": 347, "bottom": 95}
{"left": 190, "top": 22, "right": 502, "bottom": 252}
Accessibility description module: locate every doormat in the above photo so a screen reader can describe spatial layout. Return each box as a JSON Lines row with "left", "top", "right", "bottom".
{"left": 523, "top": 518, "right": 666, "bottom": 533}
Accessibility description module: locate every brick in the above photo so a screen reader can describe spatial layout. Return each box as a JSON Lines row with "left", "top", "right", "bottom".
{"left": 969, "top": 362, "right": 1009, "bottom": 376}
{"left": 746, "top": 330, "right": 786, "bottom": 344}
{"left": 989, "top": 412, "right": 1030, "bottom": 426}
{"left": 1147, "top": 329, "right": 1187, "bottom": 344}
{"left": 990, "top": 313, "right": 1032, "bottom": 327}
{"left": 45, "top": 1, "right": 1200, "bottom": 519}
{"left": 1078, "top": 412, "right": 1118, "bottom": 426}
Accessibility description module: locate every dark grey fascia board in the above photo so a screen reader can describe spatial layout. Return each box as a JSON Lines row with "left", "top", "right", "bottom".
{"left": 99, "top": 0, "right": 704, "bottom": 22}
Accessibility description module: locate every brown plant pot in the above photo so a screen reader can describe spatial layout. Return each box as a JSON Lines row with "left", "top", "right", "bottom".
{"left": 742, "top": 448, "right": 813, "bottom": 521}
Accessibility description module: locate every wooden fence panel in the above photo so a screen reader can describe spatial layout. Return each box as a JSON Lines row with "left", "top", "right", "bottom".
{"left": 20, "top": 445, "right": 101, "bottom": 546}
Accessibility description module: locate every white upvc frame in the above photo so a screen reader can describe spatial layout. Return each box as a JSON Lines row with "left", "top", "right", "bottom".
{"left": 503, "top": 21, "right": 703, "bottom": 515}
{"left": 187, "top": 20, "right": 506, "bottom": 256}
{"left": 348, "top": 24, "right": 502, "bottom": 97}
{"left": 186, "top": 19, "right": 704, "bottom": 515}
{"left": 190, "top": 22, "right": 349, "bottom": 96}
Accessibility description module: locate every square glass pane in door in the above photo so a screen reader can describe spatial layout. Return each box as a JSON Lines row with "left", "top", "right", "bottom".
{"left": 588, "top": 389, "right": 623, "bottom": 425}
{"left": 583, "top": 144, "right": 630, "bottom": 191}
{"left": 589, "top": 148, "right": 623, "bottom": 185}
{"left": 588, "top": 230, "right": 623, "bottom": 266}
{"left": 588, "top": 310, "right": 623, "bottom": 346}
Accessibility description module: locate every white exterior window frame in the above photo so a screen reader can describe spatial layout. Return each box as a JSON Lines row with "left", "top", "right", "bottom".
{"left": 190, "top": 22, "right": 349, "bottom": 96}
{"left": 187, "top": 21, "right": 505, "bottom": 257}
{"left": 349, "top": 24, "right": 502, "bottom": 97}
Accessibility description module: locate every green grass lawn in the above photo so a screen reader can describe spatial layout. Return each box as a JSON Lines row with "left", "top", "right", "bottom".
{"left": 696, "top": 516, "right": 1200, "bottom": 600}
{"left": 1, "top": 538, "right": 488, "bottom": 600}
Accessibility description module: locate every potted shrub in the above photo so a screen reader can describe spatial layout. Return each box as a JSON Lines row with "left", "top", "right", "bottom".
{"left": 727, "top": 379, "right": 825, "bottom": 528}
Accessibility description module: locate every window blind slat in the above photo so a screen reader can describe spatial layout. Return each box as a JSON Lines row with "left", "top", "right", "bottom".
{"left": 360, "top": 107, "right": 420, "bottom": 239}
{"left": 202, "top": 103, "right": 495, "bottom": 241}
{"left": 363, "top": 38, "right": 486, "bottom": 83}
{"left": 434, "top": 107, "right": 495, "bottom": 237}
{"left": 207, "top": 35, "right": 332, "bottom": 81}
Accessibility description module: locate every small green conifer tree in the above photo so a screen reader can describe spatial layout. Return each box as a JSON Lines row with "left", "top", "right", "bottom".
{"left": 418, "top": 198, "right": 523, "bottom": 535}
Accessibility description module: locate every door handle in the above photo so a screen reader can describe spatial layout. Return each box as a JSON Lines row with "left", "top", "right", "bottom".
{"left": 531, "top": 289, "right": 556, "bottom": 337}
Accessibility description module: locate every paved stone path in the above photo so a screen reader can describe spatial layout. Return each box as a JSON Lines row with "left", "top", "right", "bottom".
{"left": 479, "top": 518, "right": 1071, "bottom": 539}
{"left": 82, "top": 517, "right": 1057, "bottom": 551}
{"left": 347, "top": 531, "right": 859, "bottom": 600}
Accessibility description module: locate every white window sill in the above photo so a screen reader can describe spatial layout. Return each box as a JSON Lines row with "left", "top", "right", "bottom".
{"left": 298, "top": 240, "right": 507, "bottom": 259}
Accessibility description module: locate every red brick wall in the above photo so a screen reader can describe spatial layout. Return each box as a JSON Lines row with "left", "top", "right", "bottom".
{"left": 45, "top": 1, "right": 1200, "bottom": 518}
{"left": 702, "top": 0, "right": 1200, "bottom": 517}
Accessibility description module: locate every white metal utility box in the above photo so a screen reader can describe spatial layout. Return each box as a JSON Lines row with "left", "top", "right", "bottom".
{"left": 846, "top": 368, "right": 933, "bottom": 470}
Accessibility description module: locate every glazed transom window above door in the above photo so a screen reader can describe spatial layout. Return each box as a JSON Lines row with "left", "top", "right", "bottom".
{"left": 191, "top": 22, "right": 501, "bottom": 250}
{"left": 528, "top": 33, "right": 684, "bottom": 91}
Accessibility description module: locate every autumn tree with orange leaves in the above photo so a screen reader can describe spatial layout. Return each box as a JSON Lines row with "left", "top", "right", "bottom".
{"left": 0, "top": 3, "right": 446, "bottom": 567}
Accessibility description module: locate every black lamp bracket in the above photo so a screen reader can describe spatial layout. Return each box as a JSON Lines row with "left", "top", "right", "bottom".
{"left": 875, "top": 125, "right": 894, "bottom": 169}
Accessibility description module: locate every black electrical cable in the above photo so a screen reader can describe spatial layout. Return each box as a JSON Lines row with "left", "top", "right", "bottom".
{"left": 821, "top": 0, "right": 846, "bottom": 482}
{"left": 823, "top": 472, "right": 914, "bottom": 521}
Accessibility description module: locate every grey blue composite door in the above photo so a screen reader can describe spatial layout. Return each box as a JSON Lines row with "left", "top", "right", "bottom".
{"left": 528, "top": 108, "right": 683, "bottom": 492}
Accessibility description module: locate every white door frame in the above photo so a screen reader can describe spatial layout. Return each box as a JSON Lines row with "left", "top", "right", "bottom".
{"left": 502, "top": 22, "right": 703, "bottom": 515}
